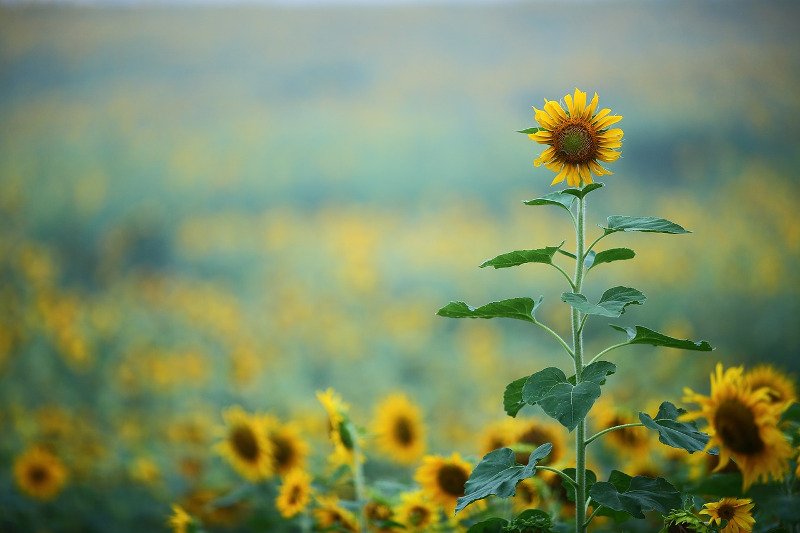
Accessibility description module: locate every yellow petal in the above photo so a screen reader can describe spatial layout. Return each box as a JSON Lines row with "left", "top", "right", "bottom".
{"left": 544, "top": 160, "right": 562, "bottom": 173}
{"left": 594, "top": 114, "right": 623, "bottom": 130}
{"left": 591, "top": 108, "right": 612, "bottom": 124}
{"left": 597, "top": 149, "right": 621, "bottom": 162}
{"left": 528, "top": 131, "right": 552, "bottom": 144}
{"left": 578, "top": 164, "right": 592, "bottom": 185}
{"left": 566, "top": 165, "right": 580, "bottom": 187}
{"left": 544, "top": 100, "right": 567, "bottom": 120}
{"left": 597, "top": 140, "right": 623, "bottom": 149}
{"left": 573, "top": 88, "right": 587, "bottom": 116}
{"left": 534, "top": 108, "right": 557, "bottom": 129}
{"left": 550, "top": 165, "right": 569, "bottom": 186}
{"left": 599, "top": 128, "right": 624, "bottom": 140}
{"left": 564, "top": 93, "right": 574, "bottom": 116}
{"left": 588, "top": 160, "right": 612, "bottom": 176}
{"left": 533, "top": 147, "right": 555, "bottom": 167}
{"left": 585, "top": 92, "right": 599, "bottom": 118}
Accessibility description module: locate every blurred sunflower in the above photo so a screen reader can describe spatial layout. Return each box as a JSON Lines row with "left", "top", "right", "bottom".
{"left": 513, "top": 419, "right": 566, "bottom": 466}
{"left": 214, "top": 406, "right": 273, "bottom": 482}
{"left": 314, "top": 495, "right": 359, "bottom": 532}
{"left": 372, "top": 393, "right": 426, "bottom": 464}
{"left": 682, "top": 364, "right": 792, "bottom": 489}
{"left": 167, "top": 504, "right": 193, "bottom": 533}
{"left": 745, "top": 365, "right": 797, "bottom": 406}
{"left": 264, "top": 416, "right": 309, "bottom": 477}
{"left": 700, "top": 497, "right": 755, "bottom": 533}
{"left": 364, "top": 498, "right": 396, "bottom": 532}
{"left": 477, "top": 418, "right": 519, "bottom": 456}
{"left": 13, "top": 446, "right": 67, "bottom": 501}
{"left": 528, "top": 88, "right": 623, "bottom": 187}
{"left": 592, "top": 400, "right": 650, "bottom": 453}
{"left": 414, "top": 453, "right": 471, "bottom": 510}
{"left": 317, "top": 388, "right": 362, "bottom": 466}
{"left": 511, "top": 478, "right": 540, "bottom": 513}
{"left": 275, "top": 469, "right": 312, "bottom": 519}
{"left": 395, "top": 491, "right": 438, "bottom": 532}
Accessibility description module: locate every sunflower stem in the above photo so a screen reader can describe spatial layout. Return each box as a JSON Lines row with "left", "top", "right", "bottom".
{"left": 533, "top": 319, "right": 575, "bottom": 360}
{"left": 572, "top": 194, "right": 587, "bottom": 533}
{"left": 586, "top": 341, "right": 630, "bottom": 366}
{"left": 584, "top": 422, "right": 645, "bottom": 446}
{"left": 537, "top": 466, "right": 577, "bottom": 488}
{"left": 551, "top": 262, "right": 577, "bottom": 291}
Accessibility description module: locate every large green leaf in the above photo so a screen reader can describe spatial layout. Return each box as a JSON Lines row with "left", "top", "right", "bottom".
{"left": 522, "top": 368, "right": 603, "bottom": 431}
{"left": 455, "top": 444, "right": 552, "bottom": 513}
{"left": 524, "top": 192, "right": 576, "bottom": 213}
{"left": 601, "top": 216, "right": 690, "bottom": 235}
{"left": 561, "top": 468, "right": 597, "bottom": 503}
{"left": 561, "top": 182, "right": 604, "bottom": 199}
{"left": 590, "top": 471, "right": 682, "bottom": 520}
{"left": 577, "top": 361, "right": 617, "bottom": 386}
{"left": 639, "top": 401, "right": 711, "bottom": 453}
{"left": 467, "top": 518, "right": 508, "bottom": 533}
{"left": 518, "top": 127, "right": 544, "bottom": 134}
{"left": 584, "top": 248, "right": 635, "bottom": 270}
{"left": 561, "top": 287, "right": 646, "bottom": 318}
{"left": 610, "top": 325, "right": 713, "bottom": 351}
{"left": 437, "top": 297, "right": 542, "bottom": 323}
{"left": 480, "top": 243, "right": 563, "bottom": 269}
{"left": 504, "top": 376, "right": 528, "bottom": 417}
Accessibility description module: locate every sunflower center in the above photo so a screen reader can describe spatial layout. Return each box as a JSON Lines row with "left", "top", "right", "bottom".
{"left": 713, "top": 400, "right": 765, "bottom": 455}
{"left": 436, "top": 464, "right": 468, "bottom": 497}
{"left": 393, "top": 416, "right": 415, "bottom": 446}
{"left": 29, "top": 465, "right": 50, "bottom": 485}
{"left": 554, "top": 124, "right": 595, "bottom": 164}
{"left": 231, "top": 425, "right": 260, "bottom": 462}
{"left": 271, "top": 434, "right": 295, "bottom": 470}
{"left": 408, "top": 506, "right": 430, "bottom": 527}
{"left": 718, "top": 504, "right": 735, "bottom": 521}
{"left": 288, "top": 485, "right": 302, "bottom": 505}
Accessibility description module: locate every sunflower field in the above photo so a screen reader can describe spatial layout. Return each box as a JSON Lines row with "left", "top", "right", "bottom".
{"left": 1, "top": 1, "right": 800, "bottom": 532}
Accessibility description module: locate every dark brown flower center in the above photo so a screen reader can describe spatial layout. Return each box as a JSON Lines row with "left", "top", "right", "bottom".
{"left": 408, "top": 506, "right": 430, "bottom": 527}
{"left": 288, "top": 485, "right": 302, "bottom": 505}
{"left": 553, "top": 123, "right": 595, "bottom": 164}
{"left": 231, "top": 425, "right": 260, "bottom": 462}
{"left": 29, "top": 465, "right": 50, "bottom": 485}
{"left": 393, "top": 416, "right": 415, "bottom": 446}
{"left": 271, "top": 433, "right": 295, "bottom": 470}
{"left": 713, "top": 400, "right": 765, "bottom": 455}
{"left": 437, "top": 464, "right": 468, "bottom": 497}
{"left": 718, "top": 503, "right": 735, "bottom": 521}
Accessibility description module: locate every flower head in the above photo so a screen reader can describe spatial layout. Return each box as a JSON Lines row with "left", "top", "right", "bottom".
{"left": 744, "top": 364, "right": 797, "bottom": 406}
{"left": 414, "top": 453, "right": 472, "bottom": 511}
{"left": 275, "top": 469, "right": 312, "bottom": 519}
{"left": 264, "top": 416, "right": 309, "bottom": 476}
{"left": 395, "top": 491, "right": 438, "bottom": 532}
{"left": 700, "top": 497, "right": 755, "bottom": 533}
{"left": 529, "top": 88, "right": 623, "bottom": 187}
{"left": 214, "top": 406, "right": 274, "bottom": 482}
{"left": 13, "top": 446, "right": 68, "bottom": 501}
{"left": 372, "top": 393, "right": 426, "bottom": 465}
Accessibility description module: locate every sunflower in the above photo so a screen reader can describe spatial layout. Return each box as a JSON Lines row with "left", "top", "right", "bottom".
{"left": 745, "top": 365, "right": 797, "bottom": 406}
{"left": 662, "top": 509, "right": 712, "bottom": 533}
{"left": 214, "top": 406, "right": 274, "bottom": 482}
{"left": 275, "top": 469, "right": 312, "bottom": 519}
{"left": 528, "top": 88, "right": 623, "bottom": 187}
{"left": 700, "top": 498, "right": 755, "bottom": 533}
{"left": 264, "top": 416, "right": 309, "bottom": 477}
{"left": 364, "top": 498, "right": 397, "bottom": 532}
{"left": 314, "top": 495, "right": 360, "bottom": 532}
{"left": 511, "top": 478, "right": 540, "bottom": 513}
{"left": 317, "top": 388, "right": 362, "bottom": 466}
{"left": 592, "top": 399, "right": 651, "bottom": 453}
{"left": 395, "top": 491, "right": 439, "bottom": 532}
{"left": 414, "top": 453, "right": 472, "bottom": 510}
{"left": 167, "top": 504, "right": 193, "bottom": 533}
{"left": 682, "top": 364, "right": 792, "bottom": 489}
{"left": 13, "top": 446, "right": 68, "bottom": 501}
{"left": 512, "top": 419, "right": 566, "bottom": 466}
{"left": 372, "top": 393, "right": 426, "bottom": 465}
{"left": 477, "top": 418, "right": 519, "bottom": 456}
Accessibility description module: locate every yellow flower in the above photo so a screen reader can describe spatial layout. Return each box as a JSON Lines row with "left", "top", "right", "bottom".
{"left": 414, "top": 453, "right": 472, "bottom": 511}
{"left": 513, "top": 418, "right": 567, "bottom": 467}
{"left": 395, "top": 491, "right": 439, "bottom": 532}
{"left": 314, "top": 495, "right": 360, "bottom": 532}
{"left": 13, "top": 446, "right": 67, "bottom": 501}
{"left": 477, "top": 418, "right": 519, "bottom": 456}
{"left": 682, "top": 364, "right": 792, "bottom": 490}
{"left": 317, "top": 388, "right": 362, "bottom": 465}
{"left": 591, "top": 399, "right": 651, "bottom": 453}
{"left": 372, "top": 393, "right": 426, "bottom": 465}
{"left": 214, "top": 406, "right": 274, "bottom": 482}
{"left": 364, "top": 498, "right": 398, "bottom": 532}
{"left": 167, "top": 504, "right": 193, "bottom": 533}
{"left": 275, "top": 469, "right": 312, "bottom": 519}
{"left": 745, "top": 364, "right": 797, "bottom": 406}
{"left": 511, "top": 478, "right": 540, "bottom": 513}
{"left": 700, "top": 497, "right": 755, "bottom": 533}
{"left": 264, "top": 416, "right": 309, "bottom": 477}
{"left": 529, "top": 88, "right": 623, "bottom": 187}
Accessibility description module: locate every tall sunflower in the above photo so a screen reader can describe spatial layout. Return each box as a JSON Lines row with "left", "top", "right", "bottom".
{"left": 264, "top": 416, "right": 309, "bottom": 477}
{"left": 528, "top": 88, "right": 623, "bottom": 187}
{"left": 414, "top": 453, "right": 472, "bottom": 511}
{"left": 512, "top": 419, "right": 566, "bottom": 467}
{"left": 682, "top": 364, "right": 792, "bottom": 489}
{"left": 275, "top": 469, "right": 312, "bottom": 519}
{"left": 700, "top": 497, "right": 755, "bottom": 533}
{"left": 214, "top": 406, "right": 274, "bottom": 482}
{"left": 744, "top": 365, "right": 797, "bottom": 406}
{"left": 314, "top": 495, "right": 360, "bottom": 533}
{"left": 372, "top": 393, "right": 426, "bottom": 465}
{"left": 13, "top": 446, "right": 67, "bottom": 501}
{"left": 317, "top": 388, "right": 362, "bottom": 466}
{"left": 395, "top": 491, "right": 439, "bottom": 532}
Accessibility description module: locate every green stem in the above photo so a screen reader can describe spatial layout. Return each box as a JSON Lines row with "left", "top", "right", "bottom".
{"left": 348, "top": 422, "right": 367, "bottom": 533}
{"left": 583, "top": 505, "right": 601, "bottom": 527}
{"left": 583, "top": 233, "right": 606, "bottom": 260}
{"left": 533, "top": 320, "right": 575, "bottom": 360}
{"left": 537, "top": 466, "right": 577, "bottom": 488}
{"left": 551, "top": 263, "right": 577, "bottom": 291}
{"left": 572, "top": 195, "right": 587, "bottom": 533}
{"left": 586, "top": 342, "right": 630, "bottom": 366}
{"left": 585, "top": 423, "right": 645, "bottom": 446}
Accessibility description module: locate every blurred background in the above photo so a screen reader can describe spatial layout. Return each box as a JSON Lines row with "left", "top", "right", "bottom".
{"left": 1, "top": 0, "right": 799, "bottom": 530}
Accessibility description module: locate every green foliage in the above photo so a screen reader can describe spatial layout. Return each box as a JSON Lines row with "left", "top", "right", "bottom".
{"left": 468, "top": 518, "right": 509, "bottom": 533}
{"left": 561, "top": 286, "right": 646, "bottom": 318}
{"left": 524, "top": 192, "right": 578, "bottom": 214}
{"left": 601, "top": 216, "right": 690, "bottom": 235}
{"left": 561, "top": 468, "right": 596, "bottom": 503}
{"left": 522, "top": 368, "right": 606, "bottom": 431}
{"left": 561, "top": 183, "right": 604, "bottom": 199}
{"left": 589, "top": 470, "right": 682, "bottom": 520}
{"left": 518, "top": 127, "right": 544, "bottom": 134}
{"left": 572, "top": 361, "right": 617, "bottom": 386}
{"left": 455, "top": 444, "right": 552, "bottom": 513}
{"left": 437, "top": 297, "right": 542, "bottom": 323}
{"left": 639, "top": 401, "right": 711, "bottom": 453}
{"left": 610, "top": 325, "right": 713, "bottom": 351}
{"left": 480, "top": 244, "right": 563, "bottom": 269}
{"left": 504, "top": 376, "right": 528, "bottom": 417}
{"left": 468, "top": 510, "right": 553, "bottom": 533}
{"left": 584, "top": 248, "right": 635, "bottom": 270}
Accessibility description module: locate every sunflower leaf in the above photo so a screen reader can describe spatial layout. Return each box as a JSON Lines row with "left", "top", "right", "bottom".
{"left": 601, "top": 216, "right": 690, "bottom": 235}
{"left": 590, "top": 471, "right": 682, "bottom": 520}
{"left": 522, "top": 368, "right": 604, "bottom": 431}
{"left": 585, "top": 248, "right": 635, "bottom": 270}
{"left": 518, "top": 127, "right": 543, "bottom": 134}
{"left": 480, "top": 243, "right": 564, "bottom": 269}
{"left": 639, "top": 401, "right": 710, "bottom": 453}
{"left": 467, "top": 518, "right": 509, "bottom": 532}
{"left": 562, "top": 468, "right": 597, "bottom": 502}
{"left": 610, "top": 325, "right": 713, "bottom": 351}
{"left": 524, "top": 192, "right": 576, "bottom": 213}
{"left": 437, "top": 297, "right": 542, "bottom": 323}
{"left": 504, "top": 376, "right": 529, "bottom": 417}
{"left": 561, "top": 286, "right": 646, "bottom": 318}
{"left": 455, "top": 444, "right": 552, "bottom": 513}
{"left": 561, "top": 182, "right": 604, "bottom": 199}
